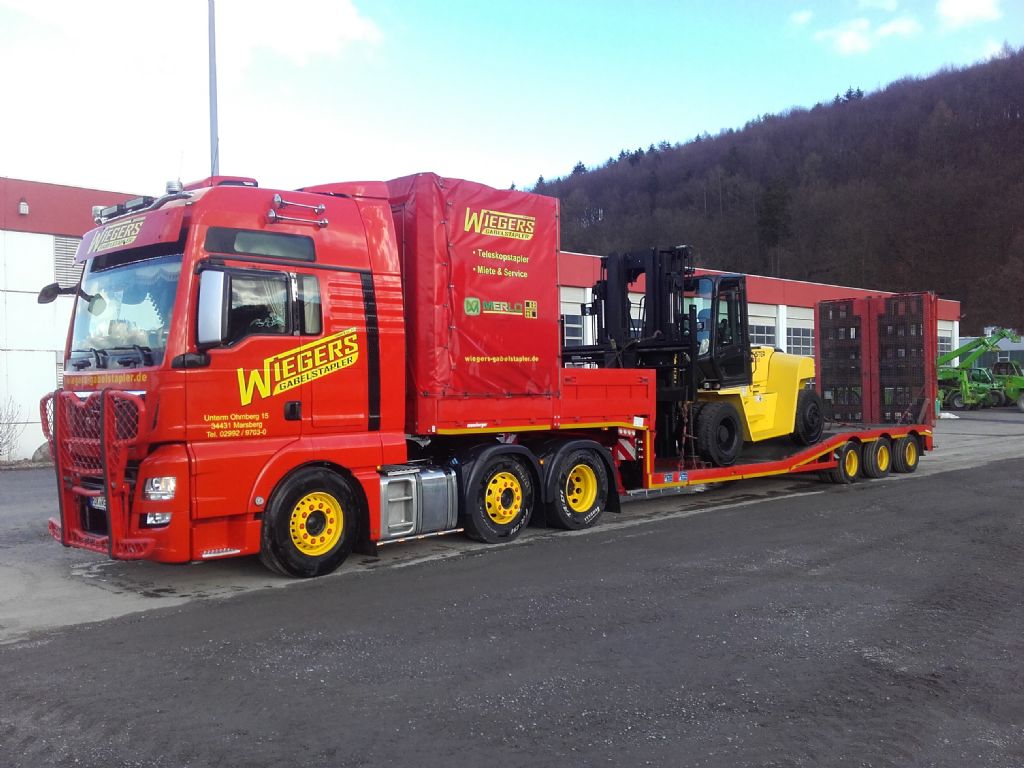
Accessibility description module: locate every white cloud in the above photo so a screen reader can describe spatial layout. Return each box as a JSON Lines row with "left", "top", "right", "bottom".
{"left": 981, "top": 39, "right": 1011, "bottom": 59}
{"left": 790, "top": 10, "right": 813, "bottom": 26}
{"left": 813, "top": 13, "right": 923, "bottom": 54}
{"left": 877, "top": 15, "right": 923, "bottom": 37}
{"left": 815, "top": 18, "right": 873, "bottom": 55}
{"left": 936, "top": 0, "right": 1002, "bottom": 29}
{"left": 0, "top": 0, "right": 382, "bottom": 191}
{"left": 859, "top": 0, "right": 899, "bottom": 11}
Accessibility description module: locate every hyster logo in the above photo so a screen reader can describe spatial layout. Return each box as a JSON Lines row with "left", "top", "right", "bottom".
{"left": 464, "top": 207, "right": 536, "bottom": 241}
{"left": 236, "top": 329, "right": 359, "bottom": 406}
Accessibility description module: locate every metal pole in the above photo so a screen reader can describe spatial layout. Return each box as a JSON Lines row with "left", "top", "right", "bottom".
{"left": 208, "top": 0, "right": 220, "bottom": 176}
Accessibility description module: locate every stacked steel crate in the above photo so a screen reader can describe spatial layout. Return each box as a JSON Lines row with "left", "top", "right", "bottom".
{"left": 817, "top": 293, "right": 937, "bottom": 425}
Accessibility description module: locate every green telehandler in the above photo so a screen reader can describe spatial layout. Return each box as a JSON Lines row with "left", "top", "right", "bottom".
{"left": 937, "top": 328, "right": 1020, "bottom": 410}
{"left": 991, "top": 359, "right": 1024, "bottom": 412}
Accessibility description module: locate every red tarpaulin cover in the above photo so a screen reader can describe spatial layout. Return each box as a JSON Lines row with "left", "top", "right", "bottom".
{"left": 386, "top": 173, "right": 561, "bottom": 432}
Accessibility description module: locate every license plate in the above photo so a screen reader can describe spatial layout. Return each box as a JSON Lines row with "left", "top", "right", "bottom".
{"left": 90, "top": 495, "right": 108, "bottom": 511}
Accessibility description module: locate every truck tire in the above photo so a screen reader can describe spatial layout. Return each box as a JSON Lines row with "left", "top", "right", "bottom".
{"left": 862, "top": 437, "right": 892, "bottom": 479}
{"left": 826, "top": 441, "right": 861, "bottom": 484}
{"left": 791, "top": 389, "right": 825, "bottom": 446}
{"left": 892, "top": 435, "right": 920, "bottom": 473}
{"left": 462, "top": 453, "right": 534, "bottom": 543}
{"left": 548, "top": 449, "right": 608, "bottom": 530}
{"left": 697, "top": 401, "right": 742, "bottom": 467}
{"left": 260, "top": 467, "right": 360, "bottom": 578}
{"left": 947, "top": 391, "right": 965, "bottom": 410}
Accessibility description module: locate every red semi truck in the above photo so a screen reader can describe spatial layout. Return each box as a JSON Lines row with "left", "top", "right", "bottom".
{"left": 39, "top": 173, "right": 932, "bottom": 577}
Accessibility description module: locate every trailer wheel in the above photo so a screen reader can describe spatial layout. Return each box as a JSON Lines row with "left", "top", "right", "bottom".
{"left": 791, "top": 389, "right": 825, "bottom": 446}
{"left": 463, "top": 454, "right": 534, "bottom": 543}
{"left": 697, "top": 402, "right": 743, "bottom": 467}
{"left": 862, "top": 437, "right": 892, "bottom": 479}
{"left": 892, "top": 435, "right": 920, "bottom": 474}
{"left": 826, "top": 441, "right": 861, "bottom": 484}
{"left": 549, "top": 449, "right": 608, "bottom": 530}
{"left": 260, "top": 467, "right": 360, "bottom": 578}
{"left": 947, "top": 391, "right": 965, "bottom": 410}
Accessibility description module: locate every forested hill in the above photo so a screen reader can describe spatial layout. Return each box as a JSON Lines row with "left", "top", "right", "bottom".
{"left": 536, "top": 48, "right": 1024, "bottom": 334}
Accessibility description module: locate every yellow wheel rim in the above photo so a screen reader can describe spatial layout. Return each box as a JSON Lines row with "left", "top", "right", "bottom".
{"left": 485, "top": 471, "right": 522, "bottom": 525}
{"left": 904, "top": 440, "right": 918, "bottom": 466}
{"left": 844, "top": 447, "right": 859, "bottom": 477}
{"left": 289, "top": 491, "right": 343, "bottom": 557}
{"left": 877, "top": 443, "right": 890, "bottom": 472}
{"left": 565, "top": 463, "right": 598, "bottom": 513}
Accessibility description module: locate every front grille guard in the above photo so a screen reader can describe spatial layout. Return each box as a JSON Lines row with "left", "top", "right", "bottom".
{"left": 40, "top": 389, "right": 153, "bottom": 559}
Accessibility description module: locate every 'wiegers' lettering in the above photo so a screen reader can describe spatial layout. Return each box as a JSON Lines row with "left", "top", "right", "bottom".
{"left": 87, "top": 217, "right": 145, "bottom": 254}
{"left": 236, "top": 329, "right": 359, "bottom": 406}
{"left": 464, "top": 207, "right": 536, "bottom": 241}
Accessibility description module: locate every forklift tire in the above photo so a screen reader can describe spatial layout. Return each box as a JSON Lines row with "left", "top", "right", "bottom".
{"left": 988, "top": 390, "right": 1006, "bottom": 408}
{"left": 462, "top": 453, "right": 534, "bottom": 543}
{"left": 826, "top": 441, "right": 861, "bottom": 484}
{"left": 548, "top": 449, "right": 609, "bottom": 530}
{"left": 1017, "top": 394, "right": 1024, "bottom": 413}
{"left": 947, "top": 391, "right": 965, "bottom": 410}
{"left": 697, "top": 401, "right": 743, "bottom": 467}
{"left": 862, "top": 437, "right": 892, "bottom": 479}
{"left": 791, "top": 390, "right": 825, "bottom": 446}
{"left": 892, "top": 436, "right": 920, "bottom": 474}
{"left": 260, "top": 467, "right": 360, "bottom": 578}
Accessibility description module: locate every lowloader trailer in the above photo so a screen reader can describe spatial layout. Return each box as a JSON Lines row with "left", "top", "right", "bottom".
{"left": 39, "top": 173, "right": 932, "bottom": 577}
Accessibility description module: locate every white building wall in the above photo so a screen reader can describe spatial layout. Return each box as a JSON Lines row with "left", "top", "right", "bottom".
{"left": 0, "top": 229, "right": 75, "bottom": 460}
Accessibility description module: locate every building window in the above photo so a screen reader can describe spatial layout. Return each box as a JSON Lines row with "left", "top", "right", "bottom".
{"left": 750, "top": 324, "right": 776, "bottom": 347}
{"left": 562, "top": 314, "right": 583, "bottom": 347}
{"left": 787, "top": 327, "right": 814, "bottom": 357}
{"left": 997, "top": 350, "right": 1010, "bottom": 362}
{"left": 937, "top": 335, "right": 953, "bottom": 356}
{"left": 56, "top": 359, "right": 64, "bottom": 389}
{"left": 54, "top": 236, "right": 83, "bottom": 285}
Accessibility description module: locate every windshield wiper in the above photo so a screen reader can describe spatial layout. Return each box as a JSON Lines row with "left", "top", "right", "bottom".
{"left": 70, "top": 348, "right": 109, "bottom": 370}
{"left": 109, "top": 345, "right": 154, "bottom": 367}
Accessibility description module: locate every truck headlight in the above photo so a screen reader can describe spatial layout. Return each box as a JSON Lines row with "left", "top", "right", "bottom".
{"left": 143, "top": 476, "right": 177, "bottom": 501}
{"left": 145, "top": 512, "right": 173, "bottom": 526}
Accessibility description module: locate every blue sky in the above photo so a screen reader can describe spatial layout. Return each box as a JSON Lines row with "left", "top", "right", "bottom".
{"left": 0, "top": 0, "right": 1019, "bottom": 196}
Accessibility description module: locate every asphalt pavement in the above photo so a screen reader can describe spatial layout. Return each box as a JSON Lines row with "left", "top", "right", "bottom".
{"left": 1, "top": 409, "right": 1023, "bottom": 767}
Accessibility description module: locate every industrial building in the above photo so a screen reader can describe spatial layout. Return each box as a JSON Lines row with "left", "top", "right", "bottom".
{"left": 0, "top": 177, "right": 961, "bottom": 461}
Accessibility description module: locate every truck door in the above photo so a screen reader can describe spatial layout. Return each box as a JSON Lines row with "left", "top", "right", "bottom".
{"left": 186, "top": 266, "right": 314, "bottom": 519}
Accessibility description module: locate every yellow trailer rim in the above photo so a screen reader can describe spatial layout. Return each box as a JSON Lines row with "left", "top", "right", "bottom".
{"left": 844, "top": 447, "right": 859, "bottom": 477}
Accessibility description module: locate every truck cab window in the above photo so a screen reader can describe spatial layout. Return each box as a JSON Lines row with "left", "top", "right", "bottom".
{"left": 227, "top": 274, "right": 288, "bottom": 344}
{"left": 298, "top": 274, "right": 322, "bottom": 335}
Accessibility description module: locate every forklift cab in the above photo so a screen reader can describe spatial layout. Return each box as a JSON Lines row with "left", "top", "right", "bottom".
{"left": 685, "top": 274, "right": 751, "bottom": 390}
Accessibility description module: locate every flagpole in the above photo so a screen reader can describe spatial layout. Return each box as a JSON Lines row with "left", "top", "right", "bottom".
{"left": 209, "top": 0, "right": 220, "bottom": 176}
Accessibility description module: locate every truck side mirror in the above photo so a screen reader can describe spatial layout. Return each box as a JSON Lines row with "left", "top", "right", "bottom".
{"left": 197, "top": 270, "right": 229, "bottom": 347}
{"left": 38, "top": 283, "right": 62, "bottom": 304}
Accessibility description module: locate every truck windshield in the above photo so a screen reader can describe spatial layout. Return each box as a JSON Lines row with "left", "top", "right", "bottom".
{"left": 69, "top": 253, "right": 183, "bottom": 369}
